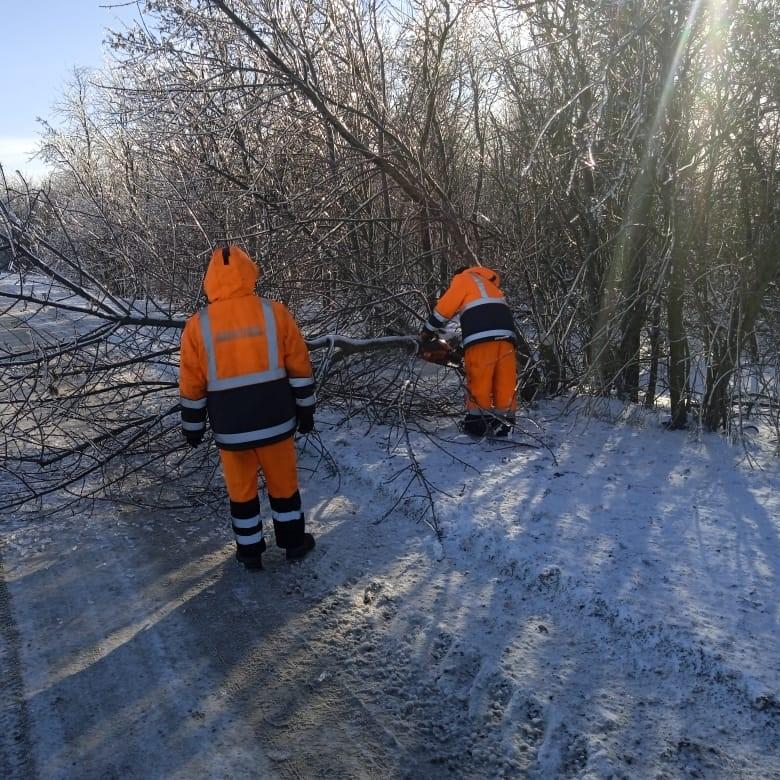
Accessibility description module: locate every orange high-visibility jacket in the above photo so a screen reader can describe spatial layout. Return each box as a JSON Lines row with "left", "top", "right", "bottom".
{"left": 179, "top": 246, "right": 315, "bottom": 450}
{"left": 424, "top": 266, "right": 516, "bottom": 348}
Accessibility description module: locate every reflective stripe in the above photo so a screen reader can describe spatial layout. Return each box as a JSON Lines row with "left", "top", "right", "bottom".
{"left": 289, "top": 376, "right": 315, "bottom": 388}
{"left": 182, "top": 421, "right": 205, "bottom": 431}
{"left": 214, "top": 417, "right": 297, "bottom": 445}
{"left": 461, "top": 296, "right": 507, "bottom": 313}
{"left": 215, "top": 325, "right": 261, "bottom": 342}
{"left": 295, "top": 396, "right": 316, "bottom": 407}
{"left": 431, "top": 310, "right": 448, "bottom": 324}
{"left": 208, "top": 368, "right": 286, "bottom": 391}
{"left": 469, "top": 272, "right": 489, "bottom": 297}
{"left": 424, "top": 321, "right": 439, "bottom": 332}
{"left": 180, "top": 396, "right": 207, "bottom": 409}
{"left": 272, "top": 510, "right": 302, "bottom": 521}
{"left": 462, "top": 329, "right": 515, "bottom": 346}
{"left": 231, "top": 514, "right": 261, "bottom": 529}
{"left": 235, "top": 531, "right": 264, "bottom": 545}
{"left": 262, "top": 298, "right": 279, "bottom": 370}
{"left": 199, "top": 308, "right": 218, "bottom": 384}
{"left": 199, "top": 300, "right": 287, "bottom": 392}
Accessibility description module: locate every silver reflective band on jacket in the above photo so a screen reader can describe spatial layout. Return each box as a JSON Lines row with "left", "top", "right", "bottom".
{"left": 199, "top": 298, "right": 287, "bottom": 392}
{"left": 213, "top": 417, "right": 297, "bottom": 446}
{"left": 462, "top": 272, "right": 506, "bottom": 310}
{"left": 462, "top": 329, "right": 515, "bottom": 346}
{"left": 469, "top": 272, "right": 489, "bottom": 297}
{"left": 460, "top": 295, "right": 508, "bottom": 313}
{"left": 460, "top": 272, "right": 514, "bottom": 346}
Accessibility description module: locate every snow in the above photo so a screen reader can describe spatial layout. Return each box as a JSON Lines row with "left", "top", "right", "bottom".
{"left": 1, "top": 277, "right": 780, "bottom": 777}
{"left": 315, "top": 404, "right": 780, "bottom": 776}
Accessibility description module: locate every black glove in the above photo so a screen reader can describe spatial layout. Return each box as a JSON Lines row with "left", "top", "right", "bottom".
{"left": 419, "top": 328, "right": 437, "bottom": 343}
{"left": 183, "top": 429, "right": 204, "bottom": 448}
{"left": 296, "top": 407, "right": 315, "bottom": 434}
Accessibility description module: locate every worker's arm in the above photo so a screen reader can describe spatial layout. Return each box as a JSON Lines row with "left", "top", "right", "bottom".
{"left": 422, "top": 274, "right": 468, "bottom": 336}
{"left": 179, "top": 314, "right": 208, "bottom": 446}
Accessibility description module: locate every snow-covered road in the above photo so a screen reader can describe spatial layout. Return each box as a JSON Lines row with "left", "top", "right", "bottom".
{"left": 2, "top": 409, "right": 780, "bottom": 778}
{"left": 0, "top": 471, "right": 419, "bottom": 778}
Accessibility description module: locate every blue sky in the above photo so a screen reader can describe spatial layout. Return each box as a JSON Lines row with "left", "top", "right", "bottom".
{"left": 0, "top": 1, "right": 137, "bottom": 179}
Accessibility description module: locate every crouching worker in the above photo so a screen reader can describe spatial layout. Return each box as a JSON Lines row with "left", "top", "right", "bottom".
{"left": 422, "top": 265, "right": 517, "bottom": 437}
{"left": 179, "top": 245, "right": 316, "bottom": 570}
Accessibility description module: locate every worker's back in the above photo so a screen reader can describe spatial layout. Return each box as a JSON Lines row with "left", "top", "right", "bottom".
{"left": 180, "top": 245, "right": 311, "bottom": 450}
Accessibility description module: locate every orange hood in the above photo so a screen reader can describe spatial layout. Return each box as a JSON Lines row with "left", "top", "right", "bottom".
{"left": 204, "top": 245, "right": 259, "bottom": 303}
{"left": 465, "top": 266, "right": 501, "bottom": 287}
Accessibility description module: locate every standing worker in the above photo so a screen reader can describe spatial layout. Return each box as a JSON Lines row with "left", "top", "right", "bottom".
{"left": 421, "top": 265, "right": 517, "bottom": 437}
{"left": 179, "top": 245, "right": 316, "bottom": 570}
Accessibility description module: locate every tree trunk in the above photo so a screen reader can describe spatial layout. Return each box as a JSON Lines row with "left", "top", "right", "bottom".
{"left": 644, "top": 302, "right": 661, "bottom": 408}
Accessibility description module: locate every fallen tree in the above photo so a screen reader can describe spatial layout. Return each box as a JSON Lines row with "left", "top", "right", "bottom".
{"left": 1, "top": 194, "right": 530, "bottom": 536}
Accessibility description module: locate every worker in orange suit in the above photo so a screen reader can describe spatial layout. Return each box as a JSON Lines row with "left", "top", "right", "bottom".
{"left": 421, "top": 265, "right": 517, "bottom": 437}
{"left": 179, "top": 245, "right": 316, "bottom": 570}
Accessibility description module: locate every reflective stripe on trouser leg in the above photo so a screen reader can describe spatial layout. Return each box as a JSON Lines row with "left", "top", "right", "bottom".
{"left": 230, "top": 495, "right": 266, "bottom": 556}
{"left": 269, "top": 491, "right": 304, "bottom": 549}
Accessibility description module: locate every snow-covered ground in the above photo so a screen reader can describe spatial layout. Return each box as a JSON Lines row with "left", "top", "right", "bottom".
{"left": 1, "top": 275, "right": 779, "bottom": 778}
{"left": 2, "top": 402, "right": 779, "bottom": 778}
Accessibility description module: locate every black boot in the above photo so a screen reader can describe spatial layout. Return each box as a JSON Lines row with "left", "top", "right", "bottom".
{"left": 235, "top": 538, "right": 266, "bottom": 571}
{"left": 491, "top": 415, "right": 515, "bottom": 438}
{"left": 463, "top": 414, "right": 489, "bottom": 437}
{"left": 286, "top": 533, "right": 316, "bottom": 561}
{"left": 235, "top": 549, "right": 263, "bottom": 570}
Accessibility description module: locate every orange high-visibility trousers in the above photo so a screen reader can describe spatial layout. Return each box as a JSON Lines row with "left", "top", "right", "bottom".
{"left": 219, "top": 437, "right": 299, "bottom": 501}
{"left": 219, "top": 437, "right": 304, "bottom": 551}
{"left": 463, "top": 340, "right": 517, "bottom": 414}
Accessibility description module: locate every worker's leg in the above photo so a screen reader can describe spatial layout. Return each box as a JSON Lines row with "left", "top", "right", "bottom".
{"left": 463, "top": 341, "right": 498, "bottom": 436}
{"left": 255, "top": 437, "right": 305, "bottom": 550}
{"left": 492, "top": 341, "right": 518, "bottom": 436}
{"left": 219, "top": 449, "right": 266, "bottom": 561}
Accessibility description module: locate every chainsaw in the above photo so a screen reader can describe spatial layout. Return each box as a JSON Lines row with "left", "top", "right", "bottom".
{"left": 416, "top": 335, "right": 463, "bottom": 369}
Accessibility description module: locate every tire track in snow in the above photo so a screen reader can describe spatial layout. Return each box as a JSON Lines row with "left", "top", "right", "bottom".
{"left": 0, "top": 543, "right": 34, "bottom": 780}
